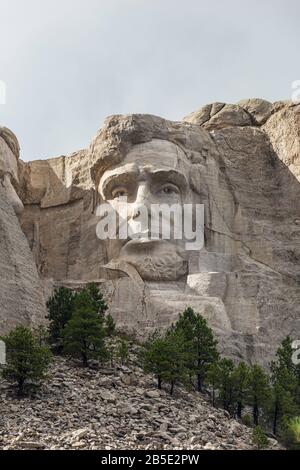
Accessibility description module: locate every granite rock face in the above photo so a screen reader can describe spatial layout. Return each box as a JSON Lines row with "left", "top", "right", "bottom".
{"left": 1, "top": 99, "right": 300, "bottom": 366}
{"left": 0, "top": 129, "right": 47, "bottom": 333}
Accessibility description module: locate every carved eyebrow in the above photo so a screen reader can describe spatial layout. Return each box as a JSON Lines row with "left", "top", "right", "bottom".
{"left": 100, "top": 168, "right": 188, "bottom": 197}
{"left": 150, "top": 170, "right": 188, "bottom": 190}
{"left": 100, "top": 170, "right": 138, "bottom": 198}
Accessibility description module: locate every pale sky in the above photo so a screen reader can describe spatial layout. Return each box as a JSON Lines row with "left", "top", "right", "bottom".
{"left": 0, "top": 0, "right": 299, "bottom": 161}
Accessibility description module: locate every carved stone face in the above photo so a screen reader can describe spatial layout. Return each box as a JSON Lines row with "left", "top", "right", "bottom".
{"left": 0, "top": 136, "right": 23, "bottom": 215}
{"left": 99, "top": 139, "right": 193, "bottom": 281}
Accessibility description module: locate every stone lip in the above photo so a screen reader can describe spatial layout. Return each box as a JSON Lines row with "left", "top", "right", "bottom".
{"left": 0, "top": 355, "right": 281, "bottom": 451}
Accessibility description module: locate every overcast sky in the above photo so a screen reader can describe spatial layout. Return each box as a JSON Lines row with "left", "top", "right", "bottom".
{"left": 0, "top": 0, "right": 299, "bottom": 161}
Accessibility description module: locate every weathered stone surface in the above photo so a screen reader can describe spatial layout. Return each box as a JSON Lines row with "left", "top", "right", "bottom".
{"left": 238, "top": 98, "right": 273, "bottom": 125}
{"left": 1, "top": 100, "right": 300, "bottom": 368}
{"left": 184, "top": 103, "right": 252, "bottom": 130}
{"left": 0, "top": 129, "right": 47, "bottom": 333}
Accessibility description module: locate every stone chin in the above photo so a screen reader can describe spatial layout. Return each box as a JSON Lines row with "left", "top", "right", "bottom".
{"left": 118, "top": 239, "right": 188, "bottom": 281}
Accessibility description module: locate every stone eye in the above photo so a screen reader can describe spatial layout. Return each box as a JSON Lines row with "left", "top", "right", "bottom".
{"left": 159, "top": 184, "right": 179, "bottom": 195}
{"left": 111, "top": 187, "right": 128, "bottom": 199}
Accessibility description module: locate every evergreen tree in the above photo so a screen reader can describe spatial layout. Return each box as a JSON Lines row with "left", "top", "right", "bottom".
{"left": 232, "top": 362, "right": 250, "bottom": 419}
{"left": 63, "top": 292, "right": 108, "bottom": 366}
{"left": 105, "top": 314, "right": 116, "bottom": 337}
{"left": 33, "top": 325, "right": 49, "bottom": 347}
{"left": 280, "top": 416, "right": 300, "bottom": 450}
{"left": 270, "top": 337, "right": 299, "bottom": 435}
{"left": 175, "top": 308, "right": 219, "bottom": 391}
{"left": 117, "top": 339, "right": 129, "bottom": 365}
{"left": 1, "top": 326, "right": 52, "bottom": 395}
{"left": 216, "top": 358, "right": 236, "bottom": 413}
{"left": 207, "top": 361, "right": 222, "bottom": 407}
{"left": 247, "top": 365, "right": 270, "bottom": 426}
{"left": 252, "top": 426, "right": 270, "bottom": 450}
{"left": 161, "top": 329, "right": 189, "bottom": 395}
{"left": 46, "top": 287, "right": 75, "bottom": 349}
{"left": 140, "top": 332, "right": 170, "bottom": 390}
{"left": 86, "top": 283, "right": 108, "bottom": 318}
{"left": 141, "top": 329, "right": 188, "bottom": 394}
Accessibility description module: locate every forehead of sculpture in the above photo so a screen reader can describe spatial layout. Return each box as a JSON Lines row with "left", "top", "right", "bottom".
{"left": 0, "top": 136, "right": 19, "bottom": 182}
{"left": 100, "top": 138, "right": 191, "bottom": 188}
{"left": 124, "top": 139, "right": 188, "bottom": 169}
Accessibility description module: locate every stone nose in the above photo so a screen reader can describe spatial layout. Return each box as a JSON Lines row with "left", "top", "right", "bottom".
{"left": 131, "top": 183, "right": 152, "bottom": 218}
{"left": 135, "top": 182, "right": 152, "bottom": 205}
{"left": 128, "top": 183, "right": 152, "bottom": 235}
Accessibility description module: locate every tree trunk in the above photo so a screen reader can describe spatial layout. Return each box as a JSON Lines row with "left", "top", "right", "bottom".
{"left": 212, "top": 388, "right": 216, "bottom": 407}
{"left": 170, "top": 381, "right": 174, "bottom": 396}
{"left": 273, "top": 402, "right": 279, "bottom": 435}
{"left": 18, "top": 378, "right": 25, "bottom": 396}
{"left": 237, "top": 401, "right": 242, "bottom": 419}
{"left": 157, "top": 376, "right": 162, "bottom": 390}
{"left": 82, "top": 352, "right": 88, "bottom": 367}
{"left": 253, "top": 401, "right": 259, "bottom": 426}
{"left": 197, "top": 374, "right": 202, "bottom": 392}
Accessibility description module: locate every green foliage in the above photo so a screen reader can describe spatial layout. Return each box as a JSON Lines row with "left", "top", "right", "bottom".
{"left": 105, "top": 314, "right": 116, "bottom": 337}
{"left": 242, "top": 414, "right": 253, "bottom": 428}
{"left": 247, "top": 365, "right": 271, "bottom": 426}
{"left": 161, "top": 329, "right": 189, "bottom": 395}
{"left": 232, "top": 362, "right": 250, "bottom": 418}
{"left": 1, "top": 326, "right": 52, "bottom": 395}
{"left": 46, "top": 287, "right": 75, "bottom": 349}
{"left": 33, "top": 325, "right": 50, "bottom": 347}
{"left": 252, "top": 426, "right": 270, "bottom": 450}
{"left": 46, "top": 285, "right": 108, "bottom": 353}
{"left": 116, "top": 339, "right": 129, "bottom": 365}
{"left": 63, "top": 294, "right": 108, "bottom": 366}
{"left": 86, "top": 283, "right": 108, "bottom": 317}
{"left": 211, "top": 358, "right": 236, "bottom": 413}
{"left": 280, "top": 416, "right": 300, "bottom": 450}
{"left": 174, "top": 308, "right": 219, "bottom": 391}
{"left": 269, "top": 336, "right": 300, "bottom": 434}
{"left": 207, "top": 361, "right": 222, "bottom": 407}
{"left": 141, "top": 329, "right": 189, "bottom": 394}
{"left": 207, "top": 360, "right": 251, "bottom": 418}
{"left": 140, "top": 332, "right": 168, "bottom": 389}
{"left": 217, "top": 358, "right": 236, "bottom": 413}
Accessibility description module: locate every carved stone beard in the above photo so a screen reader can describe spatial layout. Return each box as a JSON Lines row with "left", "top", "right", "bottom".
{"left": 117, "top": 240, "right": 188, "bottom": 281}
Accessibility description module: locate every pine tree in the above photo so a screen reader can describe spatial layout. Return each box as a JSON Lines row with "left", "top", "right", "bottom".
{"left": 46, "top": 287, "right": 75, "bottom": 350}
{"left": 86, "top": 283, "right": 108, "bottom": 318}
{"left": 247, "top": 364, "right": 270, "bottom": 426}
{"left": 281, "top": 416, "right": 300, "bottom": 450}
{"left": 161, "top": 329, "right": 189, "bottom": 395}
{"left": 117, "top": 339, "right": 129, "bottom": 365}
{"left": 141, "top": 329, "right": 188, "bottom": 394}
{"left": 252, "top": 426, "right": 270, "bottom": 450}
{"left": 207, "top": 361, "right": 222, "bottom": 407}
{"left": 140, "top": 332, "right": 170, "bottom": 390}
{"left": 63, "top": 292, "right": 108, "bottom": 366}
{"left": 1, "top": 326, "right": 52, "bottom": 395}
{"left": 232, "top": 362, "right": 250, "bottom": 419}
{"left": 216, "top": 358, "right": 236, "bottom": 413}
{"left": 270, "top": 337, "right": 299, "bottom": 435}
{"left": 174, "top": 308, "right": 219, "bottom": 392}
{"left": 105, "top": 314, "right": 116, "bottom": 337}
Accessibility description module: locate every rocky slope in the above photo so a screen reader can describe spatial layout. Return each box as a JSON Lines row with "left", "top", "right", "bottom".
{"left": 0, "top": 355, "right": 280, "bottom": 451}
